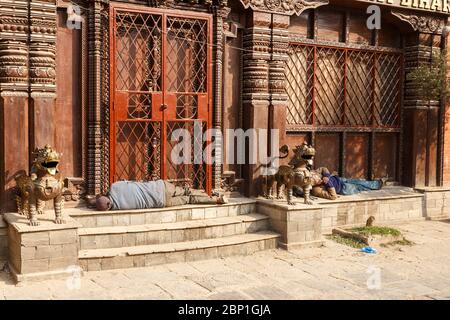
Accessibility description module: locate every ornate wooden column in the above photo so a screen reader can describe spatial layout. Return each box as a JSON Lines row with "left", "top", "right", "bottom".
{"left": 0, "top": 0, "right": 30, "bottom": 211}
{"left": 87, "top": 0, "right": 109, "bottom": 196}
{"left": 29, "top": 1, "right": 57, "bottom": 149}
{"left": 442, "top": 19, "right": 450, "bottom": 186}
{"left": 239, "top": 0, "right": 328, "bottom": 196}
{"left": 393, "top": 11, "right": 446, "bottom": 187}
{"left": 242, "top": 10, "right": 271, "bottom": 196}
{"left": 211, "top": 1, "right": 231, "bottom": 191}
{"left": 269, "top": 14, "right": 290, "bottom": 150}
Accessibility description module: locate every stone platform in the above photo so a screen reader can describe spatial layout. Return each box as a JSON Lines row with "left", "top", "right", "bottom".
{"left": 415, "top": 187, "right": 450, "bottom": 220}
{"left": 257, "top": 186, "right": 438, "bottom": 250}
{"left": 2, "top": 187, "right": 450, "bottom": 279}
{"left": 66, "top": 198, "right": 279, "bottom": 271}
{"left": 3, "top": 212, "right": 82, "bottom": 283}
{"left": 0, "top": 199, "right": 278, "bottom": 279}
{"left": 2, "top": 218, "right": 449, "bottom": 300}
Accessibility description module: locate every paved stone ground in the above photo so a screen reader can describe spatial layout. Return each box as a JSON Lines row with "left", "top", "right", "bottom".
{"left": 1, "top": 219, "right": 450, "bottom": 300}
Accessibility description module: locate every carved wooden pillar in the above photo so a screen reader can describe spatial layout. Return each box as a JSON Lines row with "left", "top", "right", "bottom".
{"left": 0, "top": 0, "right": 30, "bottom": 211}
{"left": 442, "top": 22, "right": 450, "bottom": 186}
{"left": 242, "top": 11, "right": 271, "bottom": 196}
{"left": 87, "top": 0, "right": 108, "bottom": 196}
{"left": 269, "top": 14, "right": 289, "bottom": 149}
{"left": 393, "top": 11, "right": 446, "bottom": 187}
{"left": 211, "top": 3, "right": 231, "bottom": 191}
{"left": 239, "top": 0, "right": 328, "bottom": 196}
{"left": 29, "top": 1, "right": 57, "bottom": 149}
{"left": 403, "top": 35, "right": 441, "bottom": 187}
{"left": 100, "top": 1, "right": 110, "bottom": 195}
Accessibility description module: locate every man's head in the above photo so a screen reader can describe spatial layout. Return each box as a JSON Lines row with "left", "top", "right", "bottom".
{"left": 96, "top": 196, "right": 112, "bottom": 211}
{"left": 322, "top": 176, "right": 330, "bottom": 184}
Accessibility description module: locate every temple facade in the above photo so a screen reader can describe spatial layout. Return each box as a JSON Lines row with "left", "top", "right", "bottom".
{"left": 1, "top": 0, "right": 450, "bottom": 212}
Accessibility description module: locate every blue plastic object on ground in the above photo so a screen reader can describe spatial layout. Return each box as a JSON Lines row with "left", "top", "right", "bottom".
{"left": 360, "top": 247, "right": 377, "bottom": 254}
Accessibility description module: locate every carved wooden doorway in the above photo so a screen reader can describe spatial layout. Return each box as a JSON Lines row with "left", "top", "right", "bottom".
{"left": 110, "top": 5, "right": 212, "bottom": 192}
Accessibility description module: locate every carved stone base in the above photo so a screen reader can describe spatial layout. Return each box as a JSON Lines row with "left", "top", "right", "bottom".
{"left": 4, "top": 211, "right": 81, "bottom": 283}
{"left": 62, "top": 177, "right": 87, "bottom": 208}
{"left": 256, "top": 199, "right": 324, "bottom": 250}
{"left": 221, "top": 171, "right": 244, "bottom": 194}
{"left": 256, "top": 186, "right": 430, "bottom": 250}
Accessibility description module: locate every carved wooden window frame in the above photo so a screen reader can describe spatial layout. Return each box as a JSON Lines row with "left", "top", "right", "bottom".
{"left": 285, "top": 42, "right": 403, "bottom": 132}
{"left": 284, "top": 6, "right": 405, "bottom": 181}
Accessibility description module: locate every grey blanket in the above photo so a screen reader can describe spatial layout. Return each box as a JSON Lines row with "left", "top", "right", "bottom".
{"left": 108, "top": 180, "right": 166, "bottom": 210}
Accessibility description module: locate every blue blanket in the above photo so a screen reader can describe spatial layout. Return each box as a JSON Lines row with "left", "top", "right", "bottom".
{"left": 108, "top": 180, "right": 166, "bottom": 210}
{"left": 340, "top": 178, "right": 382, "bottom": 195}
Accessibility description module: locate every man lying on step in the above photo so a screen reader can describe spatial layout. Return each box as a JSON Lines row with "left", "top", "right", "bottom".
{"left": 295, "top": 167, "right": 384, "bottom": 200}
{"left": 94, "top": 180, "right": 228, "bottom": 211}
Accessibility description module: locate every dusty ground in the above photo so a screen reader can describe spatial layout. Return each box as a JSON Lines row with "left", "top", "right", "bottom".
{"left": 1, "top": 219, "right": 450, "bottom": 300}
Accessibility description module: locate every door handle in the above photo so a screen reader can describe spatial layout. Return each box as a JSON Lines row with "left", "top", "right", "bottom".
{"left": 160, "top": 104, "right": 168, "bottom": 111}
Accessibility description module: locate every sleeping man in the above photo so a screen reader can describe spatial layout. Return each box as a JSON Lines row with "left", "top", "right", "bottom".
{"left": 296, "top": 167, "right": 384, "bottom": 200}
{"left": 94, "top": 180, "right": 227, "bottom": 211}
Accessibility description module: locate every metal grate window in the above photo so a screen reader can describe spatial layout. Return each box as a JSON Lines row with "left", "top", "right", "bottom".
{"left": 285, "top": 43, "right": 402, "bottom": 128}
{"left": 115, "top": 12, "right": 163, "bottom": 93}
{"left": 111, "top": 8, "right": 211, "bottom": 191}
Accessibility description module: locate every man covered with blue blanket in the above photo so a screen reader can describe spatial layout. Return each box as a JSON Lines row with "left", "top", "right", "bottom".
{"left": 94, "top": 180, "right": 227, "bottom": 211}
{"left": 306, "top": 167, "right": 384, "bottom": 200}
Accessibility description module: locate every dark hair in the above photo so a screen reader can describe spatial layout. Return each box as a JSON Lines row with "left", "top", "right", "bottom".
{"left": 96, "top": 196, "right": 112, "bottom": 211}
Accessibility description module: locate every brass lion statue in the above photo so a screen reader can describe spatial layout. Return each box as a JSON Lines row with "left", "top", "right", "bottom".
{"left": 15, "top": 145, "right": 65, "bottom": 226}
{"left": 262, "top": 142, "right": 315, "bottom": 206}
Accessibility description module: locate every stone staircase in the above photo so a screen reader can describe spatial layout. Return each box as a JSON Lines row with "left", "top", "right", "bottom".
{"left": 67, "top": 199, "right": 279, "bottom": 271}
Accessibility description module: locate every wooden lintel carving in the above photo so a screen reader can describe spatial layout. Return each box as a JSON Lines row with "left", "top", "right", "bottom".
{"left": 156, "top": 0, "right": 226, "bottom": 7}
{"left": 240, "top": 0, "right": 329, "bottom": 16}
{"left": 391, "top": 10, "right": 445, "bottom": 34}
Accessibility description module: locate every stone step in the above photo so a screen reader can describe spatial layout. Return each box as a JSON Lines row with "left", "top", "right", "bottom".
{"left": 78, "top": 231, "right": 280, "bottom": 271}
{"left": 78, "top": 213, "right": 270, "bottom": 250}
{"left": 67, "top": 199, "right": 256, "bottom": 228}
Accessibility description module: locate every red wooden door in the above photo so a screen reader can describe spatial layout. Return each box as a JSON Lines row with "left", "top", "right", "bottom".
{"left": 110, "top": 5, "right": 212, "bottom": 192}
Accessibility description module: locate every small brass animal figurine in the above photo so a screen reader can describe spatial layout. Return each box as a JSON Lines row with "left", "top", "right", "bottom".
{"left": 15, "top": 145, "right": 65, "bottom": 226}
{"left": 263, "top": 142, "right": 315, "bottom": 206}
{"left": 366, "top": 216, "right": 375, "bottom": 227}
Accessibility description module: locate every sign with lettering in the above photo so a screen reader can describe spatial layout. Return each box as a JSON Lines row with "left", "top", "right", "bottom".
{"left": 357, "top": 0, "right": 450, "bottom": 14}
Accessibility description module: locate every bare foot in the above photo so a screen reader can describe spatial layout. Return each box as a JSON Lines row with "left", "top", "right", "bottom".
{"left": 216, "top": 194, "right": 228, "bottom": 205}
